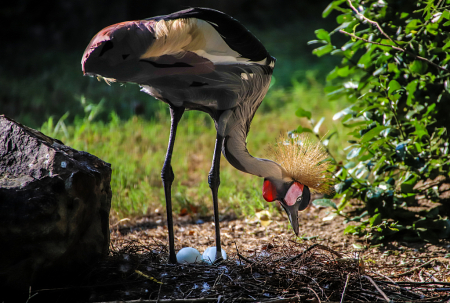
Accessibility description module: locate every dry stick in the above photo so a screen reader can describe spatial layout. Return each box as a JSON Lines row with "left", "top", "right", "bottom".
{"left": 234, "top": 242, "right": 254, "bottom": 265}
{"left": 286, "top": 244, "right": 319, "bottom": 263}
{"left": 423, "top": 269, "right": 440, "bottom": 282}
{"left": 307, "top": 287, "right": 321, "bottom": 303}
{"left": 368, "top": 270, "right": 398, "bottom": 287}
{"left": 93, "top": 299, "right": 255, "bottom": 303}
{"left": 260, "top": 297, "right": 302, "bottom": 303}
{"left": 238, "top": 253, "right": 254, "bottom": 265}
{"left": 340, "top": 273, "right": 350, "bottom": 303}
{"left": 156, "top": 262, "right": 169, "bottom": 303}
{"left": 388, "top": 259, "right": 435, "bottom": 278}
{"left": 368, "top": 270, "right": 423, "bottom": 299}
{"left": 395, "top": 281, "right": 450, "bottom": 286}
{"left": 339, "top": 30, "right": 449, "bottom": 72}
{"left": 286, "top": 243, "right": 342, "bottom": 263}
{"left": 363, "top": 275, "right": 390, "bottom": 302}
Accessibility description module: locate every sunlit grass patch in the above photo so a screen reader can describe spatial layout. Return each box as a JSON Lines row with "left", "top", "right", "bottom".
{"left": 42, "top": 82, "right": 350, "bottom": 219}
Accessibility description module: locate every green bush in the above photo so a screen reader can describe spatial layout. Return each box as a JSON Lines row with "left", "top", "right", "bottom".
{"left": 308, "top": 0, "right": 450, "bottom": 242}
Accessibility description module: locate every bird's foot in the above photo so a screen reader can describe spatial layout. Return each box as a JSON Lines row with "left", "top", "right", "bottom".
{"left": 212, "top": 256, "right": 224, "bottom": 265}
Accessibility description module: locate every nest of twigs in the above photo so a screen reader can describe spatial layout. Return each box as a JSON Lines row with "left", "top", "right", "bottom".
{"left": 31, "top": 239, "right": 450, "bottom": 303}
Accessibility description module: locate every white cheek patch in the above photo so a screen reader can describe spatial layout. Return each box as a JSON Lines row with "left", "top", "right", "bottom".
{"left": 284, "top": 182, "right": 304, "bottom": 206}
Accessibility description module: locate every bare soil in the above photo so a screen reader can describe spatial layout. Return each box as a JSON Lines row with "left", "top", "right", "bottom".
{"left": 91, "top": 205, "right": 449, "bottom": 302}
{"left": 30, "top": 205, "right": 450, "bottom": 302}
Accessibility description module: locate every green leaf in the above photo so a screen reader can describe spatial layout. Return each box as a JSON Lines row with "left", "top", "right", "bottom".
{"left": 347, "top": 147, "right": 362, "bottom": 159}
{"left": 411, "top": 121, "right": 429, "bottom": 139}
{"left": 442, "top": 40, "right": 450, "bottom": 50}
{"left": 335, "top": 178, "right": 354, "bottom": 194}
{"left": 406, "top": 80, "right": 419, "bottom": 106}
{"left": 333, "top": 107, "right": 353, "bottom": 120}
{"left": 337, "top": 66, "right": 351, "bottom": 77}
{"left": 295, "top": 108, "right": 312, "bottom": 119}
{"left": 405, "top": 19, "right": 421, "bottom": 33}
{"left": 369, "top": 213, "right": 382, "bottom": 227}
{"left": 327, "top": 87, "right": 347, "bottom": 100}
{"left": 312, "top": 44, "right": 334, "bottom": 57}
{"left": 388, "top": 80, "right": 402, "bottom": 99}
{"left": 313, "top": 117, "right": 325, "bottom": 134}
{"left": 315, "top": 29, "right": 331, "bottom": 43}
{"left": 410, "top": 60, "right": 428, "bottom": 74}
{"left": 322, "top": 0, "right": 347, "bottom": 18}
{"left": 353, "top": 243, "right": 365, "bottom": 249}
{"left": 344, "top": 225, "right": 358, "bottom": 234}
{"left": 312, "top": 198, "right": 337, "bottom": 209}
{"left": 360, "top": 126, "right": 387, "bottom": 143}
{"left": 296, "top": 126, "right": 313, "bottom": 133}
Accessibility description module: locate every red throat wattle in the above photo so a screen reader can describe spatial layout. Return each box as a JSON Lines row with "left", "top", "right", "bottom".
{"left": 262, "top": 179, "right": 277, "bottom": 202}
{"left": 284, "top": 182, "right": 304, "bottom": 206}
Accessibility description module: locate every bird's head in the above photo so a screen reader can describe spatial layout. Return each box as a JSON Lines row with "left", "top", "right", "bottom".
{"left": 262, "top": 133, "right": 333, "bottom": 236}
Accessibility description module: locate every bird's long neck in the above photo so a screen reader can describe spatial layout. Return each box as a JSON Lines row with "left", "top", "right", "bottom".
{"left": 219, "top": 65, "right": 287, "bottom": 180}
{"left": 221, "top": 120, "right": 289, "bottom": 181}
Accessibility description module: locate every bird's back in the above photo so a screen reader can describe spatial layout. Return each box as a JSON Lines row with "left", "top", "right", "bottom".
{"left": 82, "top": 8, "right": 275, "bottom": 116}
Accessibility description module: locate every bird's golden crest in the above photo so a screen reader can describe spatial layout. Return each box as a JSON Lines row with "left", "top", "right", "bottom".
{"left": 269, "top": 133, "right": 334, "bottom": 194}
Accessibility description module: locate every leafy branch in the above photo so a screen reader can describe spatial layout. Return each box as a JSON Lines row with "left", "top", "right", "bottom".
{"left": 338, "top": 30, "right": 449, "bottom": 72}
{"left": 345, "top": 0, "right": 401, "bottom": 48}
{"left": 308, "top": 0, "right": 450, "bottom": 243}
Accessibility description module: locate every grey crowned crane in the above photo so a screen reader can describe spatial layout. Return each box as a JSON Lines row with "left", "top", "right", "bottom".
{"left": 82, "top": 7, "right": 331, "bottom": 264}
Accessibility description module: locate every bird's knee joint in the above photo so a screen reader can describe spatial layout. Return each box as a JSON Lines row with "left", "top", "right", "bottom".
{"left": 208, "top": 173, "right": 220, "bottom": 189}
{"left": 161, "top": 165, "right": 175, "bottom": 184}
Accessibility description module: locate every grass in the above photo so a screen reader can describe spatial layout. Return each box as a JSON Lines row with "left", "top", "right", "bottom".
{"left": 41, "top": 79, "right": 350, "bottom": 219}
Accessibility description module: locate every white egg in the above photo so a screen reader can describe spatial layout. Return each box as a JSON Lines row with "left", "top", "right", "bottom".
{"left": 176, "top": 247, "right": 203, "bottom": 264}
{"left": 202, "top": 247, "right": 227, "bottom": 264}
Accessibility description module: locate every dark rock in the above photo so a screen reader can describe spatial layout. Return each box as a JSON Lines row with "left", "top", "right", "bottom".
{"left": 0, "top": 115, "right": 112, "bottom": 298}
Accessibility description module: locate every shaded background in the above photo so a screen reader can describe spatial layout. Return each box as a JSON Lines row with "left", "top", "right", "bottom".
{"left": 1, "top": 0, "right": 339, "bottom": 127}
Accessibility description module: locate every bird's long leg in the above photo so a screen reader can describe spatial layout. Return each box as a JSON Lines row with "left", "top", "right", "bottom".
{"left": 162, "top": 105, "right": 185, "bottom": 264}
{"left": 208, "top": 133, "right": 224, "bottom": 262}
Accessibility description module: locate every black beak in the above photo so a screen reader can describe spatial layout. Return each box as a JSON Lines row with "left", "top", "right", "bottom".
{"left": 281, "top": 186, "right": 311, "bottom": 236}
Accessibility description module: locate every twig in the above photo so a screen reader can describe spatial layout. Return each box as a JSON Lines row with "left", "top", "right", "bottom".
{"left": 157, "top": 262, "right": 168, "bottom": 303}
{"left": 423, "top": 269, "right": 440, "bottom": 282}
{"left": 362, "top": 275, "right": 390, "bottom": 302}
{"left": 388, "top": 259, "right": 435, "bottom": 278}
{"left": 286, "top": 244, "right": 319, "bottom": 263}
{"left": 286, "top": 243, "right": 342, "bottom": 263}
{"left": 234, "top": 242, "right": 254, "bottom": 265}
{"left": 395, "top": 281, "right": 450, "bottom": 286}
{"left": 260, "top": 297, "right": 302, "bottom": 303}
{"left": 26, "top": 286, "right": 39, "bottom": 303}
{"left": 93, "top": 299, "right": 254, "bottom": 303}
{"left": 212, "top": 270, "right": 225, "bottom": 288}
{"left": 408, "top": 0, "right": 445, "bottom": 46}
{"left": 339, "top": 30, "right": 449, "bottom": 72}
{"left": 238, "top": 253, "right": 254, "bottom": 265}
{"left": 419, "top": 269, "right": 426, "bottom": 282}
{"left": 346, "top": 0, "right": 399, "bottom": 47}
{"left": 368, "top": 270, "right": 400, "bottom": 288}
{"left": 340, "top": 274, "right": 350, "bottom": 303}
{"left": 307, "top": 287, "right": 321, "bottom": 303}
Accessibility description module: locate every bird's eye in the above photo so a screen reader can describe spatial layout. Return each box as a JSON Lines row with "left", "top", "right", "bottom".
{"left": 122, "top": 54, "right": 130, "bottom": 60}
{"left": 296, "top": 195, "right": 303, "bottom": 204}
{"left": 99, "top": 41, "right": 114, "bottom": 57}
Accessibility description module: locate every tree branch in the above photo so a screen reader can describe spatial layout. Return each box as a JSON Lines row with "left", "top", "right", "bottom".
{"left": 346, "top": 0, "right": 400, "bottom": 48}
{"left": 339, "top": 30, "right": 449, "bottom": 72}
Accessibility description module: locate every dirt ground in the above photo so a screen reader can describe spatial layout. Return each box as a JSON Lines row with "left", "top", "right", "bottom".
{"left": 112, "top": 204, "right": 450, "bottom": 265}
{"left": 94, "top": 204, "right": 450, "bottom": 302}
